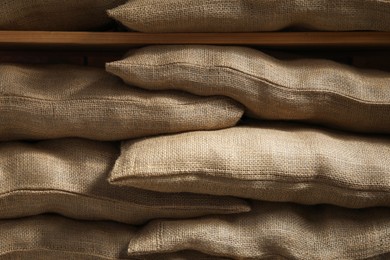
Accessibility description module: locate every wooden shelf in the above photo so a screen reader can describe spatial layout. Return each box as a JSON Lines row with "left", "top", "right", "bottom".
{"left": 0, "top": 31, "right": 389, "bottom": 50}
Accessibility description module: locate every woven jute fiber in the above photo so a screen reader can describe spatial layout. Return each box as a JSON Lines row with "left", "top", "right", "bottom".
{"left": 0, "top": 138, "right": 250, "bottom": 225}
{"left": 0, "top": 0, "right": 126, "bottom": 30}
{"left": 110, "top": 123, "right": 390, "bottom": 209}
{"left": 108, "top": 0, "right": 390, "bottom": 32}
{"left": 0, "top": 64, "right": 243, "bottom": 141}
{"left": 139, "top": 251, "right": 230, "bottom": 260}
{"left": 0, "top": 215, "right": 223, "bottom": 259}
{"left": 107, "top": 45, "right": 390, "bottom": 134}
{"left": 128, "top": 201, "right": 390, "bottom": 259}
{"left": 0, "top": 214, "right": 135, "bottom": 259}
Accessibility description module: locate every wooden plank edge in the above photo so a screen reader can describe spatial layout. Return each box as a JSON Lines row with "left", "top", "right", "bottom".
{"left": 0, "top": 31, "right": 389, "bottom": 50}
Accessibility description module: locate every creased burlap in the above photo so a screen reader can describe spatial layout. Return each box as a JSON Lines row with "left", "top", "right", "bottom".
{"left": 0, "top": 214, "right": 135, "bottom": 259}
{"left": 107, "top": 45, "right": 390, "bottom": 134}
{"left": 127, "top": 200, "right": 390, "bottom": 259}
{"left": 0, "top": 215, "right": 222, "bottom": 259}
{"left": 0, "top": 0, "right": 126, "bottom": 31}
{"left": 0, "top": 138, "right": 249, "bottom": 225}
{"left": 108, "top": 0, "right": 390, "bottom": 32}
{"left": 110, "top": 123, "right": 390, "bottom": 209}
{"left": 0, "top": 64, "right": 243, "bottom": 141}
{"left": 2, "top": 249, "right": 228, "bottom": 260}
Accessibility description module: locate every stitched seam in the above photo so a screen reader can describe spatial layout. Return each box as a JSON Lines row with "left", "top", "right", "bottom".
{"left": 118, "top": 62, "right": 390, "bottom": 105}
{"left": 113, "top": 172, "right": 390, "bottom": 193}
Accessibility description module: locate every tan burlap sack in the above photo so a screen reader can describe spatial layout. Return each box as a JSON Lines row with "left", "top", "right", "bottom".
{"left": 0, "top": 215, "right": 134, "bottom": 259}
{"left": 128, "top": 201, "right": 390, "bottom": 259}
{"left": 0, "top": 0, "right": 126, "bottom": 30}
{"left": 0, "top": 215, "right": 136, "bottom": 259}
{"left": 0, "top": 138, "right": 249, "bottom": 225}
{"left": 107, "top": 45, "right": 390, "bottom": 134}
{"left": 110, "top": 123, "right": 390, "bottom": 209}
{"left": 108, "top": 0, "right": 390, "bottom": 32}
{"left": 0, "top": 215, "right": 223, "bottom": 259}
{"left": 0, "top": 64, "right": 243, "bottom": 141}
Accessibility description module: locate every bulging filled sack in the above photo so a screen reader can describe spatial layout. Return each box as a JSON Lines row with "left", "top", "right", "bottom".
{"left": 0, "top": 0, "right": 126, "bottom": 31}
{"left": 0, "top": 214, "right": 135, "bottom": 259}
{"left": 0, "top": 138, "right": 250, "bottom": 225}
{"left": 110, "top": 123, "right": 390, "bottom": 209}
{"left": 107, "top": 45, "right": 390, "bottom": 134}
{"left": 0, "top": 215, "right": 226, "bottom": 259}
{"left": 0, "top": 64, "right": 243, "bottom": 141}
{"left": 108, "top": 0, "right": 390, "bottom": 32}
{"left": 127, "top": 201, "right": 390, "bottom": 259}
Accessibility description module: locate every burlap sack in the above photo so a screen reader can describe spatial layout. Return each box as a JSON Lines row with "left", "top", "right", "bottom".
{"left": 107, "top": 45, "right": 390, "bottom": 134}
{"left": 0, "top": 215, "right": 135, "bottom": 259}
{"left": 0, "top": 64, "right": 243, "bottom": 141}
{"left": 0, "top": 215, "right": 223, "bottom": 259}
{"left": 0, "top": 138, "right": 249, "bottom": 225}
{"left": 108, "top": 0, "right": 390, "bottom": 32}
{"left": 110, "top": 123, "right": 390, "bottom": 209}
{"left": 127, "top": 201, "right": 390, "bottom": 259}
{"left": 0, "top": 0, "right": 126, "bottom": 30}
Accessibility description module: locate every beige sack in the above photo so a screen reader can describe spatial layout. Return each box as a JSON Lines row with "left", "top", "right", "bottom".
{"left": 0, "top": 215, "right": 135, "bottom": 259}
{"left": 110, "top": 123, "right": 390, "bottom": 208}
{"left": 128, "top": 201, "right": 390, "bottom": 259}
{"left": 108, "top": 0, "right": 390, "bottom": 32}
{"left": 0, "top": 215, "right": 222, "bottom": 259}
{"left": 0, "top": 0, "right": 126, "bottom": 31}
{"left": 0, "top": 138, "right": 249, "bottom": 225}
{"left": 107, "top": 45, "right": 390, "bottom": 134}
{"left": 0, "top": 64, "right": 243, "bottom": 141}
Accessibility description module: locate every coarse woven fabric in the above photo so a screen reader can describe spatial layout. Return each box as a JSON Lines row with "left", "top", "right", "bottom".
{"left": 2, "top": 251, "right": 228, "bottom": 260}
{"left": 110, "top": 123, "right": 390, "bottom": 209}
{"left": 0, "top": 0, "right": 126, "bottom": 31}
{"left": 0, "top": 64, "right": 243, "bottom": 141}
{"left": 107, "top": 0, "right": 390, "bottom": 32}
{"left": 106, "top": 45, "right": 390, "bottom": 134}
{"left": 138, "top": 251, "right": 231, "bottom": 260}
{"left": 0, "top": 138, "right": 250, "bottom": 225}
{"left": 0, "top": 214, "right": 223, "bottom": 260}
{"left": 127, "top": 200, "right": 390, "bottom": 259}
{"left": 0, "top": 214, "right": 135, "bottom": 259}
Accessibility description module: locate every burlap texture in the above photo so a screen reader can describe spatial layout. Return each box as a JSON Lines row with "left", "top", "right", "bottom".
{"left": 0, "top": 0, "right": 126, "bottom": 30}
{"left": 0, "top": 215, "right": 134, "bottom": 259}
{"left": 140, "top": 251, "right": 230, "bottom": 260}
{"left": 107, "top": 45, "right": 390, "bottom": 134}
{"left": 0, "top": 64, "right": 243, "bottom": 141}
{"left": 110, "top": 123, "right": 390, "bottom": 209}
{"left": 0, "top": 214, "right": 222, "bottom": 259}
{"left": 108, "top": 0, "right": 390, "bottom": 32}
{"left": 2, "top": 250, "right": 227, "bottom": 260}
{"left": 0, "top": 138, "right": 250, "bottom": 225}
{"left": 127, "top": 201, "right": 390, "bottom": 259}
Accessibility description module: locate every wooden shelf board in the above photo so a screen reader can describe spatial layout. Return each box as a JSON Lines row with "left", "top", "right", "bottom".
{"left": 0, "top": 31, "right": 389, "bottom": 50}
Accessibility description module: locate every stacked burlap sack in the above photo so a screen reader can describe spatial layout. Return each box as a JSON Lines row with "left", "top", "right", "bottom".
{"left": 1, "top": 1, "right": 390, "bottom": 259}
{"left": 105, "top": 45, "right": 390, "bottom": 259}
{"left": 1, "top": 44, "right": 389, "bottom": 259}
{"left": 0, "top": 0, "right": 127, "bottom": 31}
{"left": 0, "top": 63, "right": 249, "bottom": 259}
{"left": 108, "top": 0, "right": 390, "bottom": 32}
{"left": 6, "top": 0, "right": 388, "bottom": 32}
